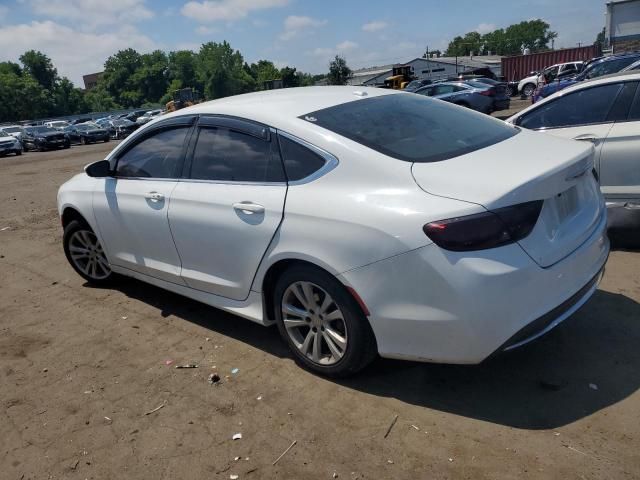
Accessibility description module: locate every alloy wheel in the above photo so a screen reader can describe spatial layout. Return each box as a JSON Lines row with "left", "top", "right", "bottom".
{"left": 281, "top": 281, "right": 348, "bottom": 365}
{"left": 68, "top": 229, "right": 111, "bottom": 280}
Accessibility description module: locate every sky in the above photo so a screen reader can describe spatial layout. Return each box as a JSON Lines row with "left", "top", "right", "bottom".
{"left": 0, "top": 0, "right": 608, "bottom": 87}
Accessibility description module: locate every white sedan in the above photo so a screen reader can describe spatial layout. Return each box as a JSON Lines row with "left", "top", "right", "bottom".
{"left": 58, "top": 86, "right": 609, "bottom": 377}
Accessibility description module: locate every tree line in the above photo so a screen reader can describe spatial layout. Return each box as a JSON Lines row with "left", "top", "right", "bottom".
{"left": 444, "top": 20, "right": 558, "bottom": 57}
{"left": 0, "top": 41, "right": 333, "bottom": 123}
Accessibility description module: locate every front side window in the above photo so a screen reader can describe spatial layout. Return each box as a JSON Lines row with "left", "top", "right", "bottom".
{"left": 115, "top": 127, "right": 189, "bottom": 178}
{"left": 302, "top": 93, "right": 519, "bottom": 163}
{"left": 190, "top": 127, "right": 284, "bottom": 182}
{"left": 518, "top": 83, "right": 624, "bottom": 130}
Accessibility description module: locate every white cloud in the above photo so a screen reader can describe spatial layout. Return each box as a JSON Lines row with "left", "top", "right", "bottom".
{"left": 29, "top": 0, "right": 154, "bottom": 28}
{"left": 475, "top": 23, "right": 497, "bottom": 34}
{"left": 362, "top": 21, "right": 387, "bottom": 32}
{"left": 0, "top": 21, "right": 156, "bottom": 86}
{"left": 182, "top": 0, "right": 289, "bottom": 23}
{"left": 336, "top": 40, "right": 358, "bottom": 51}
{"left": 310, "top": 40, "right": 358, "bottom": 58}
{"left": 196, "top": 25, "right": 218, "bottom": 35}
{"left": 279, "top": 15, "right": 327, "bottom": 40}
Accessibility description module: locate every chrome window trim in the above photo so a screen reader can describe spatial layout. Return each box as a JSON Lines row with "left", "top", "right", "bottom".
{"left": 277, "top": 130, "right": 339, "bottom": 186}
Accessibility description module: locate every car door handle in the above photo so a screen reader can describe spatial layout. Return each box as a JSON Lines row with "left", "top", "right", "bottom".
{"left": 573, "top": 134, "right": 598, "bottom": 143}
{"left": 145, "top": 191, "right": 164, "bottom": 202}
{"left": 233, "top": 202, "right": 265, "bottom": 215}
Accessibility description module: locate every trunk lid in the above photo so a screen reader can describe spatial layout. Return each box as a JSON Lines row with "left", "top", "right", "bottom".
{"left": 411, "top": 130, "right": 604, "bottom": 267}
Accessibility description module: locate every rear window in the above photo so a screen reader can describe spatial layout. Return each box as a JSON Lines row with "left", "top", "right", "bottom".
{"left": 300, "top": 94, "right": 518, "bottom": 163}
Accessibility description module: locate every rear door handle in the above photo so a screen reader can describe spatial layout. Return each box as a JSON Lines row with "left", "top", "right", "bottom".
{"left": 145, "top": 191, "right": 164, "bottom": 202}
{"left": 233, "top": 202, "right": 265, "bottom": 215}
{"left": 573, "top": 134, "right": 598, "bottom": 143}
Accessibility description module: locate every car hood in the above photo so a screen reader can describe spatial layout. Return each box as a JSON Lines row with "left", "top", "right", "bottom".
{"left": 39, "top": 131, "right": 65, "bottom": 138}
{"left": 0, "top": 135, "right": 17, "bottom": 142}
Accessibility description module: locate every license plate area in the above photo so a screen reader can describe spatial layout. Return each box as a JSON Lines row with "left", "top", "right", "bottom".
{"left": 551, "top": 186, "right": 579, "bottom": 223}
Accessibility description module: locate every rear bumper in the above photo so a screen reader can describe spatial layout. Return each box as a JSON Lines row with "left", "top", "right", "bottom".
{"left": 339, "top": 209, "right": 609, "bottom": 364}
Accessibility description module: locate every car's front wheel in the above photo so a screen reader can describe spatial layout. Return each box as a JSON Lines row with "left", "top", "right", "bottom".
{"left": 63, "top": 220, "right": 113, "bottom": 285}
{"left": 274, "top": 265, "right": 377, "bottom": 377}
{"left": 522, "top": 83, "right": 536, "bottom": 97}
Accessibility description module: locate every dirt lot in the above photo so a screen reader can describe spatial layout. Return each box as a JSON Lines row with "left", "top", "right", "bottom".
{"left": 1, "top": 142, "right": 639, "bottom": 480}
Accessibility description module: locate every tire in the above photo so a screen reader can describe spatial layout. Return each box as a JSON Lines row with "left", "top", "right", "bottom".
{"left": 81, "top": 136, "right": 87, "bottom": 145}
{"left": 15, "top": 150, "right": 21, "bottom": 156}
{"left": 63, "top": 141, "right": 70, "bottom": 149}
{"left": 522, "top": 83, "right": 536, "bottom": 97}
{"left": 104, "top": 137, "right": 110, "bottom": 142}
{"left": 63, "top": 219, "right": 114, "bottom": 285}
{"left": 274, "top": 264, "right": 377, "bottom": 377}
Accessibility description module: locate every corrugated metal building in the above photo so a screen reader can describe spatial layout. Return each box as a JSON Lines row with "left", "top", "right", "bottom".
{"left": 500, "top": 46, "right": 600, "bottom": 82}
{"left": 606, "top": 0, "right": 640, "bottom": 53}
{"left": 349, "top": 56, "right": 503, "bottom": 86}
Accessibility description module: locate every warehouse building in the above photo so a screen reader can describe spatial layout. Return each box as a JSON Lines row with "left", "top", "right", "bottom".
{"left": 348, "top": 55, "right": 503, "bottom": 86}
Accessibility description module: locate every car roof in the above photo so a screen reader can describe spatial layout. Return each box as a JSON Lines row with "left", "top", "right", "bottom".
{"left": 155, "top": 86, "right": 397, "bottom": 131}
{"left": 508, "top": 71, "right": 640, "bottom": 122}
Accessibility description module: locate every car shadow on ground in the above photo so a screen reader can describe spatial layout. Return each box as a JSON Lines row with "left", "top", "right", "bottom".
{"left": 108, "top": 279, "right": 640, "bottom": 430}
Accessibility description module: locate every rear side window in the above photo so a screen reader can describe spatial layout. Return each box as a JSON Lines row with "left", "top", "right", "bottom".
{"left": 278, "top": 135, "right": 326, "bottom": 181}
{"left": 116, "top": 127, "right": 189, "bottom": 178}
{"left": 190, "top": 127, "right": 284, "bottom": 182}
{"left": 301, "top": 93, "right": 518, "bottom": 163}
{"left": 519, "top": 83, "right": 623, "bottom": 130}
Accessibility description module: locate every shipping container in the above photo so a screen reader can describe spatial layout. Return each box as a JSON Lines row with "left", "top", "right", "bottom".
{"left": 501, "top": 46, "right": 600, "bottom": 82}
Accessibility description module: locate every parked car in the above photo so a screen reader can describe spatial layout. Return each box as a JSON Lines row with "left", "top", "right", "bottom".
{"left": 58, "top": 86, "right": 608, "bottom": 377}
{"left": 136, "top": 109, "right": 163, "bottom": 125}
{"left": 534, "top": 53, "right": 640, "bottom": 102}
{"left": 64, "top": 123, "right": 110, "bottom": 144}
{"left": 125, "top": 109, "right": 148, "bottom": 122}
{"left": 403, "top": 79, "right": 432, "bottom": 92}
{"left": 21, "top": 126, "right": 70, "bottom": 151}
{"left": 463, "top": 78, "right": 511, "bottom": 110}
{"left": 518, "top": 62, "right": 584, "bottom": 96}
{"left": 620, "top": 58, "right": 640, "bottom": 72}
{"left": 507, "top": 72, "right": 640, "bottom": 233}
{"left": 72, "top": 117, "right": 94, "bottom": 125}
{"left": 414, "top": 81, "right": 507, "bottom": 114}
{"left": 96, "top": 118, "right": 138, "bottom": 139}
{"left": 44, "top": 120, "right": 71, "bottom": 131}
{"left": 0, "top": 125, "right": 24, "bottom": 141}
{"left": 0, "top": 131, "right": 22, "bottom": 156}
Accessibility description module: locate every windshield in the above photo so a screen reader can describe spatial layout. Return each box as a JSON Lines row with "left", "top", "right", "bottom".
{"left": 302, "top": 93, "right": 518, "bottom": 163}
{"left": 113, "top": 119, "right": 134, "bottom": 126}
{"left": 2, "top": 126, "right": 21, "bottom": 133}
{"left": 76, "top": 124, "right": 98, "bottom": 131}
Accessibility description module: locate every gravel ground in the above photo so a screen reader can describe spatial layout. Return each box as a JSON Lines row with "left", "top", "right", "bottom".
{"left": 1, "top": 142, "right": 639, "bottom": 480}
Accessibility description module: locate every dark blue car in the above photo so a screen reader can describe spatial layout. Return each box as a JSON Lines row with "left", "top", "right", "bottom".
{"left": 533, "top": 53, "right": 640, "bottom": 102}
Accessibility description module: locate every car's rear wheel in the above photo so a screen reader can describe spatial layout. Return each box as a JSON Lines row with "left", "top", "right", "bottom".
{"left": 522, "top": 83, "right": 536, "bottom": 97}
{"left": 274, "top": 265, "right": 377, "bottom": 377}
{"left": 63, "top": 220, "right": 113, "bottom": 285}
{"left": 15, "top": 150, "right": 21, "bottom": 156}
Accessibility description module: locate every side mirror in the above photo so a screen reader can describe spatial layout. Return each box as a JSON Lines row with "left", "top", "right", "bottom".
{"left": 85, "top": 160, "right": 112, "bottom": 178}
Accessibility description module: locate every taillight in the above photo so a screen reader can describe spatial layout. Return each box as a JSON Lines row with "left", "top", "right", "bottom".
{"left": 423, "top": 200, "right": 543, "bottom": 252}
{"left": 479, "top": 88, "right": 495, "bottom": 97}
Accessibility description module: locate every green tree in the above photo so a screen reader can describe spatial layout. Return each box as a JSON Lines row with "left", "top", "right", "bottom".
{"left": 248, "top": 60, "right": 281, "bottom": 89}
{"left": 131, "top": 50, "right": 169, "bottom": 103}
{"left": 280, "top": 66, "right": 301, "bottom": 88}
{"left": 52, "top": 77, "right": 87, "bottom": 115}
{"left": 0, "top": 71, "right": 50, "bottom": 122}
{"left": 445, "top": 19, "right": 557, "bottom": 57}
{"left": 196, "top": 41, "right": 255, "bottom": 99}
{"left": 327, "top": 55, "right": 351, "bottom": 85}
{"left": 0, "top": 61, "right": 22, "bottom": 77}
{"left": 19, "top": 50, "right": 58, "bottom": 90}
{"left": 167, "top": 50, "right": 200, "bottom": 90}
{"left": 594, "top": 27, "right": 606, "bottom": 49}
{"left": 102, "top": 48, "right": 143, "bottom": 107}
{"left": 84, "top": 84, "right": 120, "bottom": 112}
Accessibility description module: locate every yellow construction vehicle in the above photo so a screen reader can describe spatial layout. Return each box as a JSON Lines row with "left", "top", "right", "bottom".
{"left": 166, "top": 88, "right": 201, "bottom": 112}
{"left": 384, "top": 65, "right": 416, "bottom": 90}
